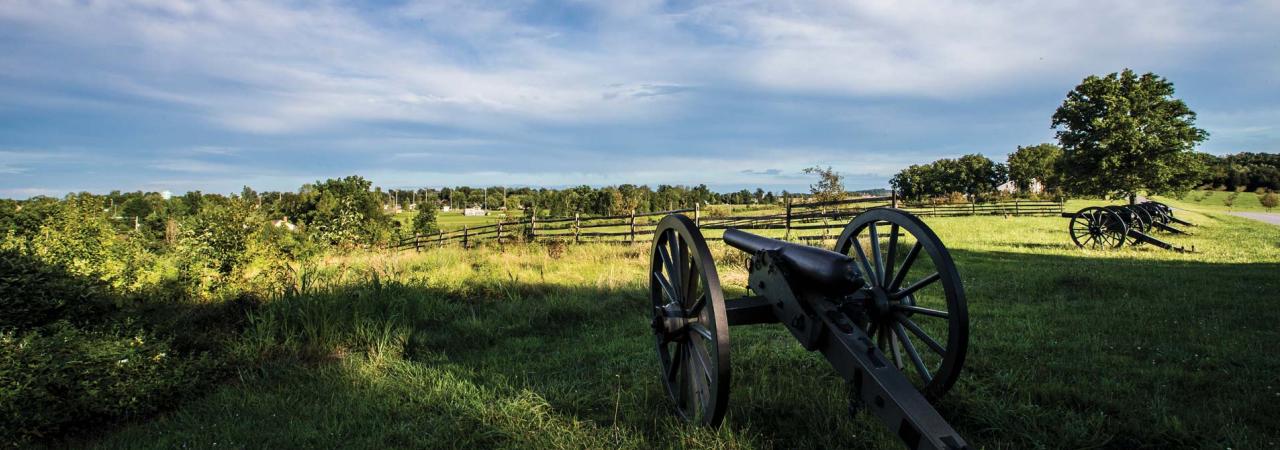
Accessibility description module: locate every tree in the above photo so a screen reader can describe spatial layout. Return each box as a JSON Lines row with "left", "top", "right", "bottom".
{"left": 412, "top": 195, "right": 440, "bottom": 235}
{"left": 1007, "top": 143, "right": 1062, "bottom": 193}
{"left": 956, "top": 154, "right": 1006, "bottom": 201}
{"left": 803, "top": 166, "right": 846, "bottom": 205}
{"left": 1262, "top": 192, "right": 1279, "bottom": 212}
{"left": 1052, "top": 69, "right": 1209, "bottom": 201}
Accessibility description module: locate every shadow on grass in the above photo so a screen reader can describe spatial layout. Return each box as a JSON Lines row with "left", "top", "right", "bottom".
{"left": 1, "top": 250, "right": 256, "bottom": 447}
{"left": 88, "top": 248, "right": 1280, "bottom": 449}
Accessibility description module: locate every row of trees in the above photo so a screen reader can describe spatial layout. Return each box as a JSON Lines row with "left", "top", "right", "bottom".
{"left": 384, "top": 184, "right": 790, "bottom": 218}
{"left": 1199, "top": 152, "right": 1280, "bottom": 192}
{"left": 890, "top": 154, "right": 1009, "bottom": 202}
{"left": 894, "top": 69, "right": 1213, "bottom": 203}
{"left": 5, "top": 176, "right": 883, "bottom": 248}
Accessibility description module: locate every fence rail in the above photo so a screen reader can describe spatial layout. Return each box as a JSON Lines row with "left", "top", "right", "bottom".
{"left": 392, "top": 198, "right": 1062, "bottom": 251}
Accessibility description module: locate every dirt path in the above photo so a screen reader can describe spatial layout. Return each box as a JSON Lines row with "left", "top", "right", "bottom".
{"left": 1229, "top": 212, "right": 1280, "bottom": 226}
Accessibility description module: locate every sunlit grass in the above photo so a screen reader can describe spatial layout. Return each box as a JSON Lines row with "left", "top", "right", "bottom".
{"left": 84, "top": 210, "right": 1280, "bottom": 449}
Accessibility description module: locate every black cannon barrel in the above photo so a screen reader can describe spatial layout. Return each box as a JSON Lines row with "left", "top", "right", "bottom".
{"left": 723, "top": 228, "right": 864, "bottom": 295}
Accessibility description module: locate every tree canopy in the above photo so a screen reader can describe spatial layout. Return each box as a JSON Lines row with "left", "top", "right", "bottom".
{"left": 891, "top": 154, "right": 1006, "bottom": 202}
{"left": 1051, "top": 69, "right": 1208, "bottom": 200}
{"left": 1007, "top": 143, "right": 1062, "bottom": 193}
{"left": 802, "top": 166, "right": 847, "bottom": 205}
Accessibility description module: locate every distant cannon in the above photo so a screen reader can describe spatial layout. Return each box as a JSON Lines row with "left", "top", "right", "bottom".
{"left": 647, "top": 209, "right": 970, "bottom": 450}
{"left": 1063, "top": 201, "right": 1192, "bottom": 252}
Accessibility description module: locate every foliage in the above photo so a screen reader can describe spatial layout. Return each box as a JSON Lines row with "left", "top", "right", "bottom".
{"left": 412, "top": 194, "right": 441, "bottom": 236}
{"left": 891, "top": 154, "right": 1007, "bottom": 201}
{"left": 1262, "top": 192, "right": 1278, "bottom": 211}
{"left": 1197, "top": 152, "right": 1280, "bottom": 192}
{"left": 1006, "top": 143, "right": 1062, "bottom": 193}
{"left": 0, "top": 249, "right": 110, "bottom": 331}
{"left": 802, "top": 166, "right": 847, "bottom": 205}
{"left": 1051, "top": 69, "right": 1209, "bottom": 200}
{"left": 1, "top": 323, "right": 223, "bottom": 445}
{"left": 304, "top": 176, "right": 391, "bottom": 246}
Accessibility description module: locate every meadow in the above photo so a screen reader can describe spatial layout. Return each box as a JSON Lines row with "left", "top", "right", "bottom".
{"left": 65, "top": 206, "right": 1280, "bottom": 449}
{"left": 1156, "top": 189, "right": 1277, "bottom": 213}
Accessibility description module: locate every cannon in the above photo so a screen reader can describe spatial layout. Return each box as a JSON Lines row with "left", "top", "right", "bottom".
{"left": 647, "top": 208, "right": 969, "bottom": 450}
{"left": 1063, "top": 201, "right": 1191, "bottom": 252}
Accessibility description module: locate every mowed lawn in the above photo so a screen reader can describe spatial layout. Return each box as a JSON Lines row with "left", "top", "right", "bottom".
{"left": 81, "top": 209, "right": 1280, "bottom": 449}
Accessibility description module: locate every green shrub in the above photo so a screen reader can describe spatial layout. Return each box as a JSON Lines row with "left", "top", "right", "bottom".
{"left": 0, "top": 323, "right": 223, "bottom": 446}
{"left": 0, "top": 249, "right": 110, "bottom": 331}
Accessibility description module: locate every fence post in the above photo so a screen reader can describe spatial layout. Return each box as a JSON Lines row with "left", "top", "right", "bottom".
{"left": 529, "top": 214, "right": 537, "bottom": 243}
{"left": 971, "top": 202, "right": 976, "bottom": 215}
{"left": 693, "top": 203, "right": 700, "bottom": 226}
{"left": 463, "top": 225, "right": 469, "bottom": 249}
{"left": 784, "top": 195, "right": 793, "bottom": 239}
{"left": 1015, "top": 200, "right": 1020, "bottom": 216}
{"left": 629, "top": 210, "right": 636, "bottom": 244}
{"left": 574, "top": 213, "right": 581, "bottom": 244}
{"left": 497, "top": 221, "right": 504, "bottom": 248}
{"left": 414, "top": 235, "right": 420, "bottom": 252}
{"left": 891, "top": 190, "right": 899, "bottom": 208}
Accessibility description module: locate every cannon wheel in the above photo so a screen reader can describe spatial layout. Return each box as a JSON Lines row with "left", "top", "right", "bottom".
{"left": 834, "top": 208, "right": 968, "bottom": 400}
{"left": 1129, "top": 204, "right": 1154, "bottom": 232}
{"left": 1146, "top": 201, "right": 1174, "bottom": 223}
{"left": 1146, "top": 203, "right": 1172, "bottom": 225}
{"left": 1069, "top": 207, "right": 1128, "bottom": 249}
{"left": 1105, "top": 206, "right": 1146, "bottom": 246}
{"left": 649, "top": 214, "right": 731, "bottom": 427}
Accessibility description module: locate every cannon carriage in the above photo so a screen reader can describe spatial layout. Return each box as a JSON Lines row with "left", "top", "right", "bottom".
{"left": 647, "top": 208, "right": 970, "bottom": 450}
{"left": 1063, "top": 201, "right": 1193, "bottom": 252}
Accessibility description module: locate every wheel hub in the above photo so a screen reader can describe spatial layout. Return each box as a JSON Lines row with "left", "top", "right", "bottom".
{"left": 652, "top": 302, "right": 692, "bottom": 341}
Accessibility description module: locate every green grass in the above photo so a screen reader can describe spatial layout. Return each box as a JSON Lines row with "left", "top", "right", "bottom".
{"left": 1152, "top": 190, "right": 1278, "bottom": 213}
{"left": 394, "top": 210, "right": 525, "bottom": 233}
{"left": 77, "top": 211, "right": 1280, "bottom": 449}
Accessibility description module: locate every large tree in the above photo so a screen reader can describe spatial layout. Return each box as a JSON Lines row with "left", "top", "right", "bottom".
{"left": 1051, "top": 69, "right": 1208, "bottom": 201}
{"left": 1007, "top": 143, "right": 1063, "bottom": 193}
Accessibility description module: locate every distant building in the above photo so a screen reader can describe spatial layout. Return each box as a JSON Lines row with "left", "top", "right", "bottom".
{"left": 463, "top": 207, "right": 487, "bottom": 216}
{"left": 271, "top": 216, "right": 298, "bottom": 232}
{"left": 441, "top": 205, "right": 452, "bottom": 212}
{"left": 998, "top": 179, "right": 1045, "bottom": 195}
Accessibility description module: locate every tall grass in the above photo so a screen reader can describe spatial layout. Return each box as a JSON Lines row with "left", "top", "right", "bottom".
{"left": 85, "top": 211, "right": 1280, "bottom": 449}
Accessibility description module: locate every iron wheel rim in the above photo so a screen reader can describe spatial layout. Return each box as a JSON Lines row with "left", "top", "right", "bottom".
{"left": 833, "top": 208, "right": 968, "bottom": 400}
{"left": 649, "top": 214, "right": 731, "bottom": 427}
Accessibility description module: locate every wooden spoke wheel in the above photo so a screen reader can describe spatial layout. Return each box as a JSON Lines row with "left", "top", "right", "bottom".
{"left": 649, "top": 214, "right": 731, "bottom": 426}
{"left": 1134, "top": 202, "right": 1169, "bottom": 225}
{"left": 1128, "top": 205, "right": 1154, "bottom": 232}
{"left": 1069, "top": 207, "right": 1128, "bottom": 249}
{"left": 1145, "top": 201, "right": 1174, "bottom": 224}
{"left": 1105, "top": 206, "right": 1146, "bottom": 246}
{"left": 834, "top": 208, "right": 968, "bottom": 400}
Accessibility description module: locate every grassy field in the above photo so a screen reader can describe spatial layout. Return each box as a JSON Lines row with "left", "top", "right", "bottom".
{"left": 394, "top": 210, "right": 524, "bottom": 233}
{"left": 74, "top": 208, "right": 1280, "bottom": 449}
{"left": 1152, "top": 190, "right": 1277, "bottom": 213}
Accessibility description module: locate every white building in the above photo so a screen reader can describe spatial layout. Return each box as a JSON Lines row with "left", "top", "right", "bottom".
{"left": 463, "top": 207, "right": 487, "bottom": 216}
{"left": 998, "top": 179, "right": 1044, "bottom": 195}
{"left": 271, "top": 216, "right": 298, "bottom": 232}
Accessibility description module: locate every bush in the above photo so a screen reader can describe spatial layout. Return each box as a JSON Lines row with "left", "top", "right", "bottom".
{"left": 0, "top": 323, "right": 223, "bottom": 445}
{"left": 0, "top": 249, "right": 110, "bottom": 331}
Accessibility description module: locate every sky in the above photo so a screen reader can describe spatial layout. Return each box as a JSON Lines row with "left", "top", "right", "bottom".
{"left": 2, "top": 0, "right": 1278, "bottom": 198}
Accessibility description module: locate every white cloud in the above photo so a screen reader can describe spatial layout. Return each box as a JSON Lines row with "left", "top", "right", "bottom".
{"left": 2, "top": 0, "right": 1279, "bottom": 195}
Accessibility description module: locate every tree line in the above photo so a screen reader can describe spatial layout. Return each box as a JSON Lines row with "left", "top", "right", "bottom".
{"left": 891, "top": 69, "right": 1277, "bottom": 203}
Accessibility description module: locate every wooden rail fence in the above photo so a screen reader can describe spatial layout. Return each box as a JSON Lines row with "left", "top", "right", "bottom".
{"left": 392, "top": 198, "right": 1062, "bottom": 251}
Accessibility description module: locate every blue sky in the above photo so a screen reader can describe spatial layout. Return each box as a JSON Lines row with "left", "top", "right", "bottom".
{"left": 1, "top": 0, "right": 1278, "bottom": 198}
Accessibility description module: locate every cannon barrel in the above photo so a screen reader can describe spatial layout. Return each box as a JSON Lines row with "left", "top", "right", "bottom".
{"left": 723, "top": 228, "right": 864, "bottom": 295}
